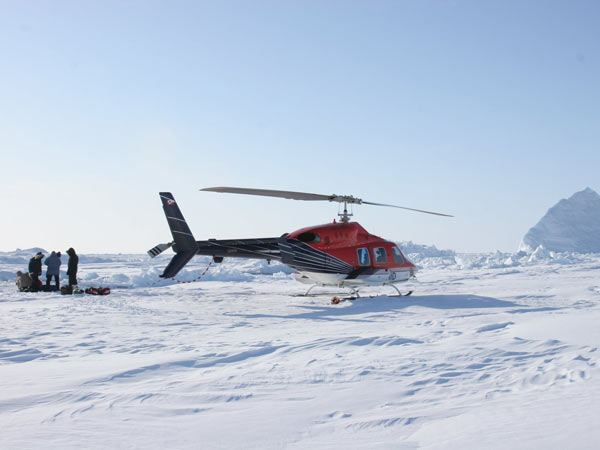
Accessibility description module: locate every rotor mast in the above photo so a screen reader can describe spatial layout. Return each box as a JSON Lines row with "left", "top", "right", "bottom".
{"left": 330, "top": 195, "right": 360, "bottom": 223}
{"left": 340, "top": 201, "right": 352, "bottom": 222}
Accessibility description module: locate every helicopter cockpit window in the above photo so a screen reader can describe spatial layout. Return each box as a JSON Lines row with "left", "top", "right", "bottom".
{"left": 373, "top": 247, "right": 387, "bottom": 264}
{"left": 392, "top": 246, "right": 405, "bottom": 264}
{"left": 297, "top": 232, "right": 321, "bottom": 244}
{"left": 357, "top": 248, "right": 370, "bottom": 266}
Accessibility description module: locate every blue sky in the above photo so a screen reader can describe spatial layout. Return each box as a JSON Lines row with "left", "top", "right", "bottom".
{"left": 1, "top": 1, "right": 598, "bottom": 253}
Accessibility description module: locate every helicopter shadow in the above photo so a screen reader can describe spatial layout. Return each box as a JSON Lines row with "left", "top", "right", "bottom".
{"left": 229, "top": 294, "right": 522, "bottom": 322}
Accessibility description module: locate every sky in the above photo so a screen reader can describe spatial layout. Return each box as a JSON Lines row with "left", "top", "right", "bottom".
{"left": 1, "top": 0, "right": 599, "bottom": 254}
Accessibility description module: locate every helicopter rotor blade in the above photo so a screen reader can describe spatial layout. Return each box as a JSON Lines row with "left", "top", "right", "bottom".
{"left": 361, "top": 201, "right": 453, "bottom": 217}
{"left": 200, "top": 187, "right": 333, "bottom": 201}
{"left": 201, "top": 187, "right": 453, "bottom": 217}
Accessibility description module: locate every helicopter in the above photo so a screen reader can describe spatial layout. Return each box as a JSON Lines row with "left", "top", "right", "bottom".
{"left": 148, "top": 187, "right": 452, "bottom": 297}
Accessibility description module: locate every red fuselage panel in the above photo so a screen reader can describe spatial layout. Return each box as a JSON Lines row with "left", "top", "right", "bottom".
{"left": 287, "top": 221, "right": 414, "bottom": 270}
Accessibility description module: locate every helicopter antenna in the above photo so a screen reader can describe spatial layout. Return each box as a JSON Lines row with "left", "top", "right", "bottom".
{"left": 200, "top": 187, "right": 453, "bottom": 219}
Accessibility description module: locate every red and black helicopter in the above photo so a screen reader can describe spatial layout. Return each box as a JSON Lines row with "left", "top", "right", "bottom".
{"left": 148, "top": 188, "right": 452, "bottom": 296}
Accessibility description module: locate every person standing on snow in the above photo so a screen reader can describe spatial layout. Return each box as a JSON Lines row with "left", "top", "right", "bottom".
{"left": 28, "top": 252, "right": 44, "bottom": 292}
{"left": 45, "top": 251, "right": 62, "bottom": 291}
{"left": 66, "top": 248, "right": 79, "bottom": 286}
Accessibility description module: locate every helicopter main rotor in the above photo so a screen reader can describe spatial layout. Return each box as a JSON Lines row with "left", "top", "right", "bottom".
{"left": 200, "top": 186, "right": 453, "bottom": 222}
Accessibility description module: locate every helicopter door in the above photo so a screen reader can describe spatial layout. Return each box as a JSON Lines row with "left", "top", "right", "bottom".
{"left": 373, "top": 247, "right": 387, "bottom": 266}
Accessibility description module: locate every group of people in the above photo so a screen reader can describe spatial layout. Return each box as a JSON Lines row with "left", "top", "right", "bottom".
{"left": 16, "top": 248, "right": 79, "bottom": 292}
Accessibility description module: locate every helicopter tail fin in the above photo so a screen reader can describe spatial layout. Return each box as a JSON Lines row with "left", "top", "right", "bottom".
{"left": 159, "top": 192, "right": 198, "bottom": 252}
{"left": 160, "top": 249, "right": 197, "bottom": 279}
{"left": 158, "top": 192, "right": 199, "bottom": 278}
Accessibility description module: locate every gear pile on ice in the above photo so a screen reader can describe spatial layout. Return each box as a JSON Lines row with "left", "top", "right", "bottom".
{"left": 60, "top": 286, "right": 108, "bottom": 295}
{"left": 85, "top": 287, "right": 111, "bottom": 295}
{"left": 60, "top": 285, "right": 84, "bottom": 295}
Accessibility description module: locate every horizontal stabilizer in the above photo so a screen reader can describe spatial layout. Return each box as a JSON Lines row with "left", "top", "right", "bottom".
{"left": 147, "top": 242, "right": 173, "bottom": 258}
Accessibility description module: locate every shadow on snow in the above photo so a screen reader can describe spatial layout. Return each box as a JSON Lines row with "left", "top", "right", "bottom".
{"left": 229, "top": 294, "right": 522, "bottom": 322}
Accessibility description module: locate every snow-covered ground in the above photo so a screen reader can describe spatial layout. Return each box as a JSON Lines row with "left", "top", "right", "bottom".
{"left": 2, "top": 249, "right": 600, "bottom": 449}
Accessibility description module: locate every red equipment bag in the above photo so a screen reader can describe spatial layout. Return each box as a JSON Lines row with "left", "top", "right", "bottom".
{"left": 85, "top": 287, "right": 111, "bottom": 295}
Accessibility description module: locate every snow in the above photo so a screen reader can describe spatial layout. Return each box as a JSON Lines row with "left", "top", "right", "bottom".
{"left": 520, "top": 187, "right": 600, "bottom": 253}
{"left": 2, "top": 250, "right": 600, "bottom": 449}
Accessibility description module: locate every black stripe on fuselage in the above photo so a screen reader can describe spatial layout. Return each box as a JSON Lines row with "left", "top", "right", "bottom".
{"left": 279, "top": 238, "right": 354, "bottom": 274}
{"left": 190, "top": 237, "right": 355, "bottom": 275}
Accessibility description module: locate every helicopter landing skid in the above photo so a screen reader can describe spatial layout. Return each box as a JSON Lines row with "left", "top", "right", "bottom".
{"left": 293, "top": 285, "right": 360, "bottom": 298}
{"left": 331, "top": 290, "right": 413, "bottom": 304}
{"left": 391, "top": 290, "right": 413, "bottom": 297}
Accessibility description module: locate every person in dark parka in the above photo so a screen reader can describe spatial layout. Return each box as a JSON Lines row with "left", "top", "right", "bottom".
{"left": 45, "top": 251, "right": 62, "bottom": 290}
{"left": 28, "top": 252, "right": 44, "bottom": 292}
{"left": 66, "top": 247, "right": 79, "bottom": 286}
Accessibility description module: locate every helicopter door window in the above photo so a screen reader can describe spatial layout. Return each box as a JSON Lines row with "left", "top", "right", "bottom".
{"left": 392, "top": 246, "right": 405, "bottom": 264}
{"left": 357, "top": 248, "right": 370, "bottom": 266}
{"left": 373, "top": 247, "right": 387, "bottom": 264}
